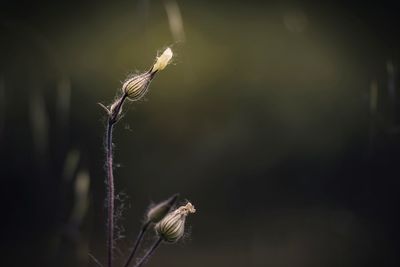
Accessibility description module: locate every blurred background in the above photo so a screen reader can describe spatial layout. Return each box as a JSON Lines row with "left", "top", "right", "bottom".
{"left": 1, "top": 0, "right": 399, "bottom": 266}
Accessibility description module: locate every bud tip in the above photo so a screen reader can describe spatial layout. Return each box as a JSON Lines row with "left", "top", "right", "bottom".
{"left": 152, "top": 47, "right": 173, "bottom": 72}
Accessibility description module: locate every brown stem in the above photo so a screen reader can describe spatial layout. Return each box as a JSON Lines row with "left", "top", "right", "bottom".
{"left": 123, "top": 221, "right": 151, "bottom": 267}
{"left": 105, "top": 93, "right": 127, "bottom": 267}
{"left": 106, "top": 121, "right": 114, "bottom": 267}
{"left": 134, "top": 238, "right": 162, "bottom": 267}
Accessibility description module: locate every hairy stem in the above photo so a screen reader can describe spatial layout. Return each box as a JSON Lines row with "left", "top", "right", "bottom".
{"left": 106, "top": 121, "right": 114, "bottom": 267}
{"left": 123, "top": 221, "right": 151, "bottom": 267}
{"left": 134, "top": 238, "right": 162, "bottom": 267}
{"left": 105, "top": 93, "right": 127, "bottom": 267}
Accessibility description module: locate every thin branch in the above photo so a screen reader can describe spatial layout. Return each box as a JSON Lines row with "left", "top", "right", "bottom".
{"left": 105, "top": 93, "right": 128, "bottom": 267}
{"left": 106, "top": 121, "right": 114, "bottom": 267}
{"left": 134, "top": 238, "right": 163, "bottom": 267}
{"left": 88, "top": 253, "right": 104, "bottom": 267}
{"left": 123, "top": 221, "right": 151, "bottom": 267}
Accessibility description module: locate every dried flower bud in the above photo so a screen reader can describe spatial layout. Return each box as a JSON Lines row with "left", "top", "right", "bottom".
{"left": 122, "top": 47, "right": 173, "bottom": 101}
{"left": 122, "top": 72, "right": 153, "bottom": 101}
{"left": 146, "top": 194, "right": 179, "bottom": 223}
{"left": 155, "top": 202, "right": 196, "bottom": 243}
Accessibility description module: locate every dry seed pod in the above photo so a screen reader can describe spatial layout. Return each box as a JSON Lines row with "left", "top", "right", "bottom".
{"left": 155, "top": 202, "right": 196, "bottom": 243}
{"left": 122, "top": 72, "right": 154, "bottom": 101}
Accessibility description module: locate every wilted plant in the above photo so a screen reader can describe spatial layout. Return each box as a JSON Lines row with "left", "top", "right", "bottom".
{"left": 99, "top": 48, "right": 195, "bottom": 267}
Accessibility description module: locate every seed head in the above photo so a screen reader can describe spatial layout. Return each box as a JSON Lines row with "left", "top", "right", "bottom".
{"left": 146, "top": 194, "right": 179, "bottom": 224}
{"left": 155, "top": 202, "right": 196, "bottom": 243}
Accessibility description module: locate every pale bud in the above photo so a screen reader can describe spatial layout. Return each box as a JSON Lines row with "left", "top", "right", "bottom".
{"left": 151, "top": 48, "right": 173, "bottom": 73}
{"left": 146, "top": 194, "right": 179, "bottom": 224}
{"left": 155, "top": 202, "right": 196, "bottom": 243}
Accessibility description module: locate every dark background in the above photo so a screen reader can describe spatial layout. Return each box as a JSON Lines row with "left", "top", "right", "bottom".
{"left": 1, "top": 0, "right": 399, "bottom": 266}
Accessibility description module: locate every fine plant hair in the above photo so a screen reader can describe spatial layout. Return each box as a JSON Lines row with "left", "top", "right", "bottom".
{"left": 99, "top": 48, "right": 195, "bottom": 267}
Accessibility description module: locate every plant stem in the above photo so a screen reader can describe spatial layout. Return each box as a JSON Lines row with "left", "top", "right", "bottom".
{"left": 123, "top": 221, "right": 151, "bottom": 267}
{"left": 105, "top": 93, "right": 127, "bottom": 267}
{"left": 88, "top": 253, "right": 104, "bottom": 267}
{"left": 134, "top": 238, "right": 162, "bottom": 267}
{"left": 106, "top": 121, "right": 115, "bottom": 267}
